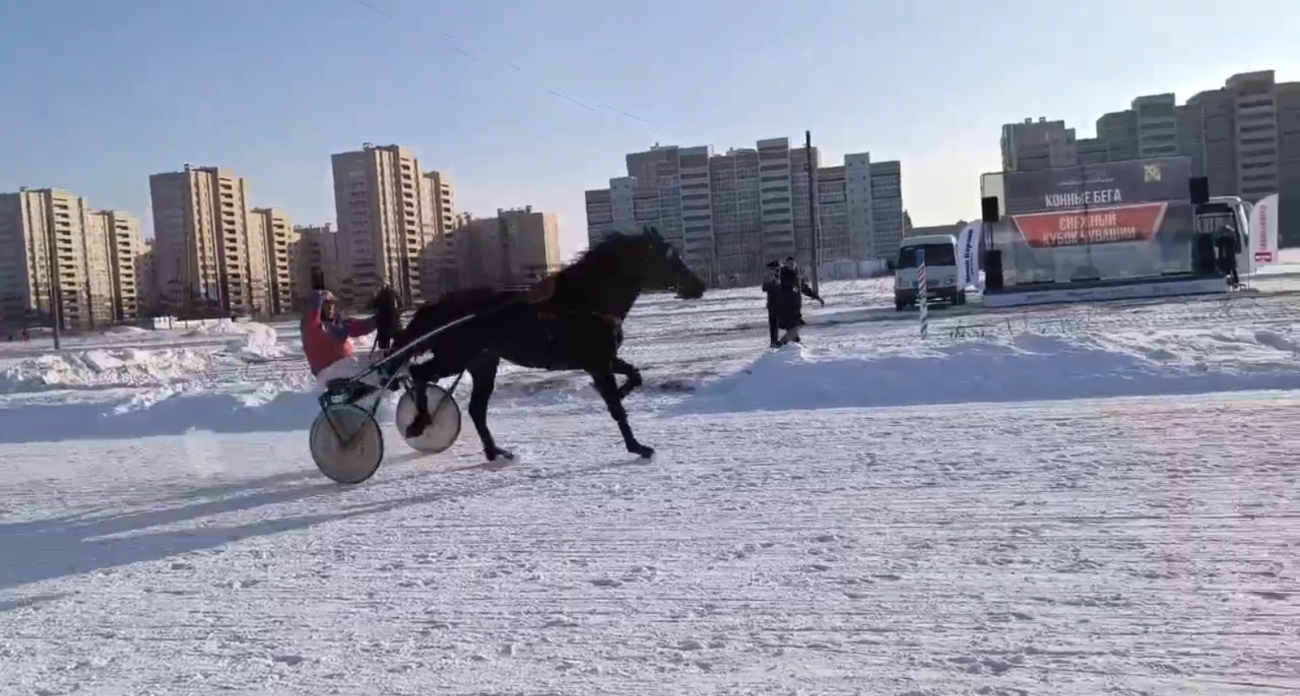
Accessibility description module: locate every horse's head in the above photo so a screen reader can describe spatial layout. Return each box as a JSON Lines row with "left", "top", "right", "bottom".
{"left": 623, "top": 226, "right": 707, "bottom": 300}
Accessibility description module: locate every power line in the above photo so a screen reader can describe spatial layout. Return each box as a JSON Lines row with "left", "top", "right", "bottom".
{"left": 342, "top": 0, "right": 682, "bottom": 143}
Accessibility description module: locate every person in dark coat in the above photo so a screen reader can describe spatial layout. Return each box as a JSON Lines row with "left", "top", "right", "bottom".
{"left": 1214, "top": 223, "right": 1242, "bottom": 287}
{"left": 773, "top": 257, "right": 823, "bottom": 345}
{"left": 370, "top": 281, "right": 402, "bottom": 352}
{"left": 761, "top": 260, "right": 783, "bottom": 347}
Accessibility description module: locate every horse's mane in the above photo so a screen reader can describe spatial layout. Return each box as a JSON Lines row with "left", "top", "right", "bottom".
{"left": 558, "top": 229, "right": 644, "bottom": 281}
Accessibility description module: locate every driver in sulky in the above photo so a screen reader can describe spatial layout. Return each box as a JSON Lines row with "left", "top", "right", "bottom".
{"left": 300, "top": 289, "right": 382, "bottom": 393}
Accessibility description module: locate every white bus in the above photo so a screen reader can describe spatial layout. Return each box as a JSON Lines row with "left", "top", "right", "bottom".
{"left": 894, "top": 234, "right": 964, "bottom": 310}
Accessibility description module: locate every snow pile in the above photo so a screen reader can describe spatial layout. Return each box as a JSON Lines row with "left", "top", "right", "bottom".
{"left": 678, "top": 329, "right": 1300, "bottom": 415}
{"left": 184, "top": 320, "right": 269, "bottom": 338}
{"left": 224, "top": 323, "right": 285, "bottom": 361}
{"left": 0, "top": 376, "right": 397, "bottom": 444}
{"left": 0, "top": 348, "right": 216, "bottom": 394}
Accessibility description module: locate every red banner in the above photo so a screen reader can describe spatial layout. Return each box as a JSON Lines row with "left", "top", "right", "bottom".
{"left": 1011, "top": 202, "right": 1168, "bottom": 249}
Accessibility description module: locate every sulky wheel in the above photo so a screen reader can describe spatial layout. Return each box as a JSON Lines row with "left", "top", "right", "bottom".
{"left": 309, "top": 403, "right": 385, "bottom": 485}
{"left": 395, "top": 383, "right": 462, "bottom": 454}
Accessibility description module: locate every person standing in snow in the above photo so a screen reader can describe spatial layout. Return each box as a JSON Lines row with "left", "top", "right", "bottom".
{"left": 301, "top": 289, "right": 383, "bottom": 393}
{"left": 1214, "top": 223, "right": 1242, "bottom": 287}
{"left": 761, "top": 260, "right": 783, "bottom": 348}
{"left": 773, "top": 256, "right": 823, "bottom": 345}
{"left": 370, "top": 280, "right": 402, "bottom": 353}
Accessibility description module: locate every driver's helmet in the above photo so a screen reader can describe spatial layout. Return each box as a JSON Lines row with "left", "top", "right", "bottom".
{"left": 318, "top": 290, "right": 338, "bottom": 316}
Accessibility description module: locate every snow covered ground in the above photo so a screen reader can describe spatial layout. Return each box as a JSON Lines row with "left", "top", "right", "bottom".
{"left": 2, "top": 278, "right": 1300, "bottom": 695}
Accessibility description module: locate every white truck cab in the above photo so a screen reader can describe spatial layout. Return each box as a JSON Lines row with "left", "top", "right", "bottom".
{"left": 1196, "top": 195, "right": 1255, "bottom": 275}
{"left": 894, "top": 234, "right": 963, "bottom": 311}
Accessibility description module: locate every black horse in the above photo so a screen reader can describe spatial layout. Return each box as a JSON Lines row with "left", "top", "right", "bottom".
{"left": 390, "top": 227, "right": 707, "bottom": 462}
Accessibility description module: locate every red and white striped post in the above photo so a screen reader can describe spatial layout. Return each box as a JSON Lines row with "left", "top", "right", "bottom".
{"left": 917, "top": 248, "right": 929, "bottom": 339}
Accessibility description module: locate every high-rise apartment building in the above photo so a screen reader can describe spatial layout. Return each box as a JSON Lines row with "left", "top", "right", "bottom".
{"left": 294, "top": 223, "right": 342, "bottom": 302}
{"left": 330, "top": 143, "right": 432, "bottom": 307}
{"left": 625, "top": 145, "right": 674, "bottom": 187}
{"left": 137, "top": 238, "right": 158, "bottom": 316}
{"left": 1185, "top": 71, "right": 1284, "bottom": 202}
{"left": 755, "top": 138, "right": 801, "bottom": 267}
{"left": 0, "top": 188, "right": 117, "bottom": 330}
{"left": 869, "top": 161, "right": 905, "bottom": 256}
{"left": 1096, "top": 94, "right": 1182, "bottom": 163}
{"left": 1280, "top": 81, "right": 1300, "bottom": 242}
{"left": 455, "top": 207, "right": 561, "bottom": 289}
{"left": 1000, "top": 118, "right": 1080, "bottom": 172}
{"left": 148, "top": 165, "right": 265, "bottom": 315}
{"left": 817, "top": 153, "right": 877, "bottom": 263}
{"left": 421, "top": 170, "right": 458, "bottom": 296}
{"left": 80, "top": 211, "right": 115, "bottom": 325}
{"left": 248, "top": 207, "right": 296, "bottom": 315}
{"left": 88, "top": 210, "right": 145, "bottom": 321}
{"left": 708, "top": 148, "right": 763, "bottom": 281}
{"left": 586, "top": 138, "right": 896, "bottom": 284}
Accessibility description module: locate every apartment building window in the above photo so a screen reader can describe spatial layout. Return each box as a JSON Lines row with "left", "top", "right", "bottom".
{"left": 1238, "top": 97, "right": 1274, "bottom": 109}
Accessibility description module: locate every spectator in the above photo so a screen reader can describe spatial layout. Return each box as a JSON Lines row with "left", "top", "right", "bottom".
{"left": 773, "top": 257, "right": 823, "bottom": 345}
{"left": 370, "top": 281, "right": 402, "bottom": 352}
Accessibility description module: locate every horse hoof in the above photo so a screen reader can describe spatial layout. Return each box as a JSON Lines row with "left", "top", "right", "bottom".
{"left": 487, "top": 447, "right": 515, "bottom": 462}
{"left": 404, "top": 415, "right": 430, "bottom": 439}
{"left": 630, "top": 444, "right": 655, "bottom": 459}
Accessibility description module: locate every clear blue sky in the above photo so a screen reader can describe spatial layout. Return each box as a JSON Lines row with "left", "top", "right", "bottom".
{"left": 1, "top": 0, "right": 1296, "bottom": 259}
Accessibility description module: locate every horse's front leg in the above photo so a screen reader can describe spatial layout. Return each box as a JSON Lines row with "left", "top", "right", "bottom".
{"left": 467, "top": 355, "right": 513, "bottom": 461}
{"left": 590, "top": 369, "right": 654, "bottom": 459}
{"left": 610, "top": 356, "right": 643, "bottom": 399}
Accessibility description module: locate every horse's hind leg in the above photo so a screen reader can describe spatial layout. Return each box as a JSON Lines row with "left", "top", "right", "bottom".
{"left": 590, "top": 370, "right": 654, "bottom": 459}
{"left": 467, "top": 355, "right": 513, "bottom": 461}
{"left": 610, "top": 356, "right": 643, "bottom": 399}
{"left": 403, "top": 360, "right": 436, "bottom": 439}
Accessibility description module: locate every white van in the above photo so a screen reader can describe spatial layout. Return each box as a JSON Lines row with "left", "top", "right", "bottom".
{"left": 894, "top": 234, "right": 963, "bottom": 311}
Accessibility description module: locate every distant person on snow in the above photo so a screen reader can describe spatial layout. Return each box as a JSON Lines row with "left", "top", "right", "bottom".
{"left": 772, "top": 256, "right": 823, "bottom": 345}
{"left": 761, "top": 260, "right": 783, "bottom": 347}
{"left": 1214, "top": 223, "right": 1242, "bottom": 287}
{"left": 301, "top": 290, "right": 383, "bottom": 393}
{"left": 370, "top": 281, "right": 402, "bottom": 353}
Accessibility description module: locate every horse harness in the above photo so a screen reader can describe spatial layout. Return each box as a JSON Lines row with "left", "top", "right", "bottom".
{"left": 525, "top": 274, "right": 624, "bottom": 337}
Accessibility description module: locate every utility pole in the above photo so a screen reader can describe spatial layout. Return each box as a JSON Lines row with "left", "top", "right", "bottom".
{"left": 803, "top": 130, "right": 821, "bottom": 294}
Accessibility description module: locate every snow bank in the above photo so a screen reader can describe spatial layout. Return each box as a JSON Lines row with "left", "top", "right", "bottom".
{"left": 678, "top": 330, "right": 1300, "bottom": 415}
{"left": 224, "top": 323, "right": 285, "bottom": 361}
{"left": 185, "top": 320, "right": 272, "bottom": 338}
{"left": 2, "top": 390, "right": 320, "bottom": 444}
{"left": 0, "top": 348, "right": 216, "bottom": 394}
{"left": 0, "top": 377, "right": 398, "bottom": 444}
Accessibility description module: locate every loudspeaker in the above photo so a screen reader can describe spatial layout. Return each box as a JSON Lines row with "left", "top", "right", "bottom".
{"left": 1192, "top": 232, "right": 1218, "bottom": 275}
{"left": 984, "top": 249, "right": 1005, "bottom": 292}
{"left": 981, "top": 196, "right": 1001, "bottom": 224}
{"left": 1188, "top": 176, "right": 1210, "bottom": 205}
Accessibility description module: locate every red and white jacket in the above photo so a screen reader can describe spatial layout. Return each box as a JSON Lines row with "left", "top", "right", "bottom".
{"left": 300, "top": 291, "right": 376, "bottom": 376}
